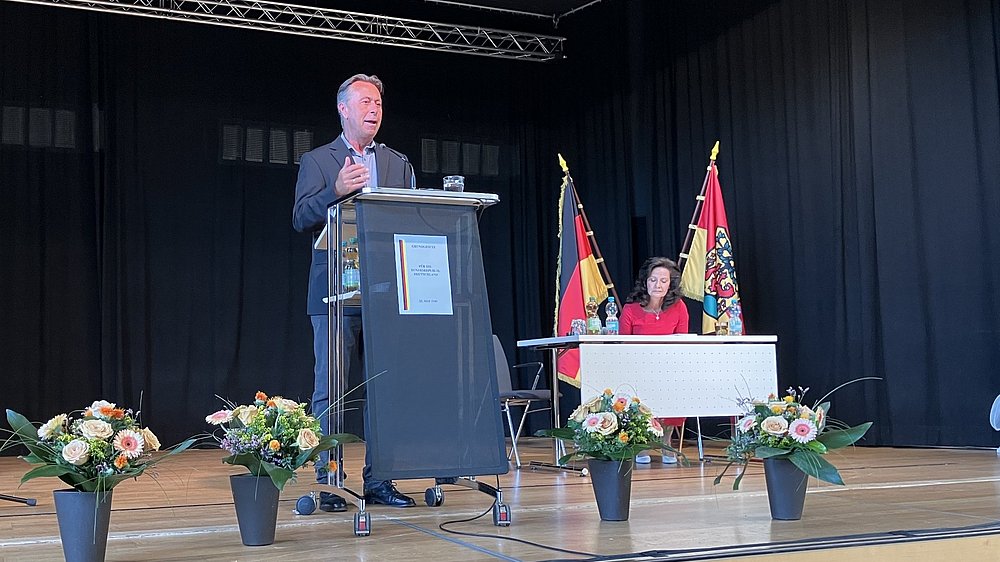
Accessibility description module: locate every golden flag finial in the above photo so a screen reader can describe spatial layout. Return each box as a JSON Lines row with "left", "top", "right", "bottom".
{"left": 558, "top": 153, "right": 569, "bottom": 174}
{"left": 710, "top": 141, "right": 720, "bottom": 161}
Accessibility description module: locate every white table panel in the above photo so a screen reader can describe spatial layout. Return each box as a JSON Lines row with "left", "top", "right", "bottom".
{"left": 578, "top": 343, "right": 777, "bottom": 418}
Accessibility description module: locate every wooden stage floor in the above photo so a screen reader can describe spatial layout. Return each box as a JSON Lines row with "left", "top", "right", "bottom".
{"left": 1, "top": 440, "right": 999, "bottom": 561}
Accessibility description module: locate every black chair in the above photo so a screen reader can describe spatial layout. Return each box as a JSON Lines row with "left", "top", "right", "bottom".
{"left": 493, "top": 335, "right": 550, "bottom": 468}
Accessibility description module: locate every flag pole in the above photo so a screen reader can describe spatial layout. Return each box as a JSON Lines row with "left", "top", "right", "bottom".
{"left": 678, "top": 141, "right": 719, "bottom": 269}
{"left": 559, "top": 155, "right": 620, "bottom": 303}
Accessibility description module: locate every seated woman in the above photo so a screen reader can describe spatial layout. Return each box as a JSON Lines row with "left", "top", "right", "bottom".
{"left": 620, "top": 256, "right": 690, "bottom": 464}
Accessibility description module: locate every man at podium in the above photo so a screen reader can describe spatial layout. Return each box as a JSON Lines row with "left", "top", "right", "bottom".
{"left": 292, "top": 73, "right": 416, "bottom": 508}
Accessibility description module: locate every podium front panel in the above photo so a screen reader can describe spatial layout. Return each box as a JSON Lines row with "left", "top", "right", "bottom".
{"left": 356, "top": 199, "right": 508, "bottom": 480}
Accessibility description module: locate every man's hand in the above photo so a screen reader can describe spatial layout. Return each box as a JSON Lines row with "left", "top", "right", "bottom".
{"left": 335, "top": 157, "right": 371, "bottom": 197}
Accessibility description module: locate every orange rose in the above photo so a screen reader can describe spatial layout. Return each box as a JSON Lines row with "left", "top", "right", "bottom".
{"left": 114, "top": 454, "right": 128, "bottom": 469}
{"left": 111, "top": 408, "right": 125, "bottom": 419}
{"left": 99, "top": 405, "right": 116, "bottom": 417}
{"left": 618, "top": 433, "right": 629, "bottom": 443}
{"left": 268, "top": 440, "right": 281, "bottom": 452}
{"left": 266, "top": 399, "right": 277, "bottom": 408}
{"left": 255, "top": 391, "right": 268, "bottom": 401}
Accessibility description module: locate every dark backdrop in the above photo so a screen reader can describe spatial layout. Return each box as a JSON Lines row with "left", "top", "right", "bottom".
{"left": 2, "top": 0, "right": 998, "bottom": 448}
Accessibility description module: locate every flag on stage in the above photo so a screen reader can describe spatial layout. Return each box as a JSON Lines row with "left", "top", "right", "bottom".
{"left": 554, "top": 155, "right": 610, "bottom": 387}
{"left": 679, "top": 149, "right": 742, "bottom": 334}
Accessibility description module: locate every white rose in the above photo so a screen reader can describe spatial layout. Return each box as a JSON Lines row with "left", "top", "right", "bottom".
{"left": 296, "top": 428, "right": 320, "bottom": 450}
{"left": 569, "top": 404, "right": 589, "bottom": 423}
{"left": 61, "top": 439, "right": 91, "bottom": 466}
{"left": 38, "top": 414, "right": 67, "bottom": 439}
{"left": 79, "top": 419, "right": 114, "bottom": 440}
{"left": 595, "top": 412, "right": 619, "bottom": 436}
{"left": 277, "top": 398, "right": 301, "bottom": 412}
{"left": 761, "top": 416, "right": 789, "bottom": 437}
{"left": 582, "top": 395, "right": 603, "bottom": 413}
{"left": 237, "top": 405, "right": 259, "bottom": 426}
{"left": 88, "top": 400, "right": 115, "bottom": 412}
{"left": 139, "top": 427, "right": 161, "bottom": 451}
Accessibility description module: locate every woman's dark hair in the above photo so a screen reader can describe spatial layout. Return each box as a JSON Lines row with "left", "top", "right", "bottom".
{"left": 625, "top": 257, "right": 682, "bottom": 311}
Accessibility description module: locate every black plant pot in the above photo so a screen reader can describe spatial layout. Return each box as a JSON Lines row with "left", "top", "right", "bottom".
{"left": 53, "top": 489, "right": 114, "bottom": 562}
{"left": 763, "top": 457, "right": 809, "bottom": 520}
{"left": 230, "top": 474, "right": 281, "bottom": 546}
{"left": 587, "top": 458, "right": 633, "bottom": 521}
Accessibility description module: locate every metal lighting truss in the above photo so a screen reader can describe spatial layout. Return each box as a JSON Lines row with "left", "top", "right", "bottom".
{"left": 2, "top": 0, "right": 566, "bottom": 61}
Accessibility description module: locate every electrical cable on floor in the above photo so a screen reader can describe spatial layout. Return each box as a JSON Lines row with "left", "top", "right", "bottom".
{"left": 436, "top": 475, "right": 600, "bottom": 558}
{"left": 438, "top": 504, "right": 599, "bottom": 558}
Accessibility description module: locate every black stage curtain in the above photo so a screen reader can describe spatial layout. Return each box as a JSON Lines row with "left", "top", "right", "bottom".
{"left": 2, "top": 0, "right": 999, "bottom": 448}
{"left": 549, "top": 0, "right": 1000, "bottom": 446}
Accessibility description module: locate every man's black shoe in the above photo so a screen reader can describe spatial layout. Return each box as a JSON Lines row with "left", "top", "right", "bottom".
{"left": 318, "top": 491, "right": 348, "bottom": 512}
{"left": 364, "top": 482, "right": 416, "bottom": 508}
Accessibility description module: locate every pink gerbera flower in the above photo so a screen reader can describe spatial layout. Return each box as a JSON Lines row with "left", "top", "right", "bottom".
{"left": 788, "top": 419, "right": 817, "bottom": 444}
{"left": 583, "top": 414, "right": 602, "bottom": 433}
{"left": 205, "top": 410, "right": 232, "bottom": 425}
{"left": 112, "top": 430, "right": 146, "bottom": 459}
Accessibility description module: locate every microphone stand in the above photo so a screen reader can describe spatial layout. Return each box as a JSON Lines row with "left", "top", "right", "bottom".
{"left": 0, "top": 493, "right": 36, "bottom": 506}
{"left": 378, "top": 143, "right": 415, "bottom": 188}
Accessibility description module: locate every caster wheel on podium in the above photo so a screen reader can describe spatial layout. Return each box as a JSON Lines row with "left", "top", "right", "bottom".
{"left": 424, "top": 486, "right": 444, "bottom": 507}
{"left": 354, "top": 511, "right": 372, "bottom": 536}
{"left": 492, "top": 503, "right": 511, "bottom": 527}
{"left": 294, "top": 494, "right": 316, "bottom": 515}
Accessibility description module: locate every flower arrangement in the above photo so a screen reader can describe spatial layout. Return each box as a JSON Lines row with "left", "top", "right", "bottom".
{"left": 3, "top": 401, "right": 192, "bottom": 493}
{"left": 715, "top": 384, "right": 873, "bottom": 489}
{"left": 206, "top": 391, "right": 359, "bottom": 491}
{"left": 537, "top": 389, "right": 687, "bottom": 464}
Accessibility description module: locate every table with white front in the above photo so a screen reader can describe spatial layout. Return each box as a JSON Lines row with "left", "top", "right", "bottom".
{"left": 517, "top": 334, "right": 779, "bottom": 462}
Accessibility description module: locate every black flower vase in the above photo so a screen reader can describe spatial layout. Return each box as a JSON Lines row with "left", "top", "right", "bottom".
{"left": 53, "top": 489, "right": 114, "bottom": 562}
{"left": 763, "top": 458, "right": 809, "bottom": 520}
{"left": 587, "top": 458, "right": 633, "bottom": 521}
{"left": 230, "top": 474, "right": 281, "bottom": 546}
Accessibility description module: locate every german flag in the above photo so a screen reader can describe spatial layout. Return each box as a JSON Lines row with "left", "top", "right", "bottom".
{"left": 679, "top": 155, "right": 742, "bottom": 334}
{"left": 555, "top": 156, "right": 609, "bottom": 387}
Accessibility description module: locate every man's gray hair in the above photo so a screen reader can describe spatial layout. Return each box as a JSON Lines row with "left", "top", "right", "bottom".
{"left": 336, "top": 74, "right": 384, "bottom": 125}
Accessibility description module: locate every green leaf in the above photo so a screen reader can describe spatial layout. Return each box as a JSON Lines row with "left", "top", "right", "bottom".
{"left": 5, "top": 410, "right": 53, "bottom": 460}
{"left": 788, "top": 449, "right": 844, "bottom": 485}
{"left": 805, "top": 440, "right": 828, "bottom": 454}
{"left": 224, "top": 453, "right": 265, "bottom": 477}
{"left": 535, "top": 427, "right": 574, "bottom": 440}
{"left": 754, "top": 446, "right": 791, "bottom": 459}
{"left": 733, "top": 468, "right": 746, "bottom": 490}
{"left": 817, "top": 422, "right": 872, "bottom": 450}
{"left": 325, "top": 433, "right": 362, "bottom": 445}
{"left": 21, "top": 463, "right": 76, "bottom": 484}
{"left": 19, "top": 453, "right": 48, "bottom": 464}
{"left": 262, "top": 462, "right": 296, "bottom": 491}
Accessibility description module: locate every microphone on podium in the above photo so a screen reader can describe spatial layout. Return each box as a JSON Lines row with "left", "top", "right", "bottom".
{"left": 379, "top": 143, "right": 415, "bottom": 188}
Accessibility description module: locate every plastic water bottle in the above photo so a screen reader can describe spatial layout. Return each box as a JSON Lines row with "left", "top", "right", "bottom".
{"left": 728, "top": 301, "right": 743, "bottom": 336}
{"left": 340, "top": 241, "right": 353, "bottom": 290}
{"left": 585, "top": 296, "right": 601, "bottom": 334}
{"left": 348, "top": 237, "right": 361, "bottom": 290}
{"left": 342, "top": 239, "right": 360, "bottom": 291}
{"left": 604, "top": 297, "right": 619, "bottom": 335}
